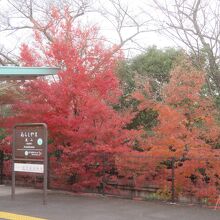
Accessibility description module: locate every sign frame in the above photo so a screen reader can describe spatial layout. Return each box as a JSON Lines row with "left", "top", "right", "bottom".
{"left": 12, "top": 123, "right": 48, "bottom": 205}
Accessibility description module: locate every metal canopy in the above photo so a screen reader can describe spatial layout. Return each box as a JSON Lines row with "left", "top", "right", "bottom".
{"left": 0, "top": 67, "right": 59, "bottom": 80}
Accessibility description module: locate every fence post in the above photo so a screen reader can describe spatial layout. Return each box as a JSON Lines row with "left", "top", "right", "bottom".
{"left": 171, "top": 157, "right": 175, "bottom": 203}
{"left": 101, "top": 153, "right": 106, "bottom": 195}
{"left": 47, "top": 155, "right": 50, "bottom": 189}
{"left": 0, "top": 151, "right": 3, "bottom": 185}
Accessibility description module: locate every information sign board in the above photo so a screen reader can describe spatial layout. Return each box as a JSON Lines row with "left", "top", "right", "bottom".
{"left": 14, "top": 163, "right": 44, "bottom": 173}
{"left": 12, "top": 123, "right": 48, "bottom": 204}
{"left": 14, "top": 124, "right": 46, "bottom": 160}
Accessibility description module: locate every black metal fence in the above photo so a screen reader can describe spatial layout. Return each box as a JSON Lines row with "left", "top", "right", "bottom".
{"left": 1, "top": 152, "right": 220, "bottom": 205}
{"left": 99, "top": 155, "right": 175, "bottom": 201}
{"left": 46, "top": 153, "right": 220, "bottom": 204}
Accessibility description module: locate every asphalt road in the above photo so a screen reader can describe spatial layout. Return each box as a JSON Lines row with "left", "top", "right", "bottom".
{"left": 0, "top": 185, "right": 219, "bottom": 220}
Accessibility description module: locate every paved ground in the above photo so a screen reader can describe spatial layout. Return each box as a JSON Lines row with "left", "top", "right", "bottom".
{"left": 0, "top": 185, "right": 219, "bottom": 220}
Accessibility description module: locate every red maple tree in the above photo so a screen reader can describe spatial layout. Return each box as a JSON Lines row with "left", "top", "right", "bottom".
{"left": 5, "top": 7, "right": 137, "bottom": 190}
{"left": 116, "top": 62, "right": 220, "bottom": 200}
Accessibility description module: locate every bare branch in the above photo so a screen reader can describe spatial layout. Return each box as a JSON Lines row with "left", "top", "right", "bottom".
{"left": 152, "top": 0, "right": 220, "bottom": 95}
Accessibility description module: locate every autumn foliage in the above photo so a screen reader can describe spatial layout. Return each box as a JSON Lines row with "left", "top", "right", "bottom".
{"left": 1, "top": 7, "right": 220, "bottom": 202}
{"left": 116, "top": 62, "right": 220, "bottom": 200}
{"left": 2, "top": 8, "right": 137, "bottom": 189}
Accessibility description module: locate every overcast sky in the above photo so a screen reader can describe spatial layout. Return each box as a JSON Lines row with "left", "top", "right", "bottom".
{"left": 0, "top": 0, "right": 177, "bottom": 58}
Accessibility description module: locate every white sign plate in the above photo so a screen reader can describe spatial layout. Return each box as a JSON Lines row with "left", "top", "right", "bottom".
{"left": 14, "top": 163, "right": 44, "bottom": 173}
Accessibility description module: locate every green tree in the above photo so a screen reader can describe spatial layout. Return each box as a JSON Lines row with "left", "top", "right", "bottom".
{"left": 117, "top": 46, "right": 182, "bottom": 101}
{"left": 116, "top": 46, "right": 181, "bottom": 132}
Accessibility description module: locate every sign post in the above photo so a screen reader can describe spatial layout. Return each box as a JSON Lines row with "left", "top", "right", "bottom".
{"left": 12, "top": 123, "right": 48, "bottom": 204}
